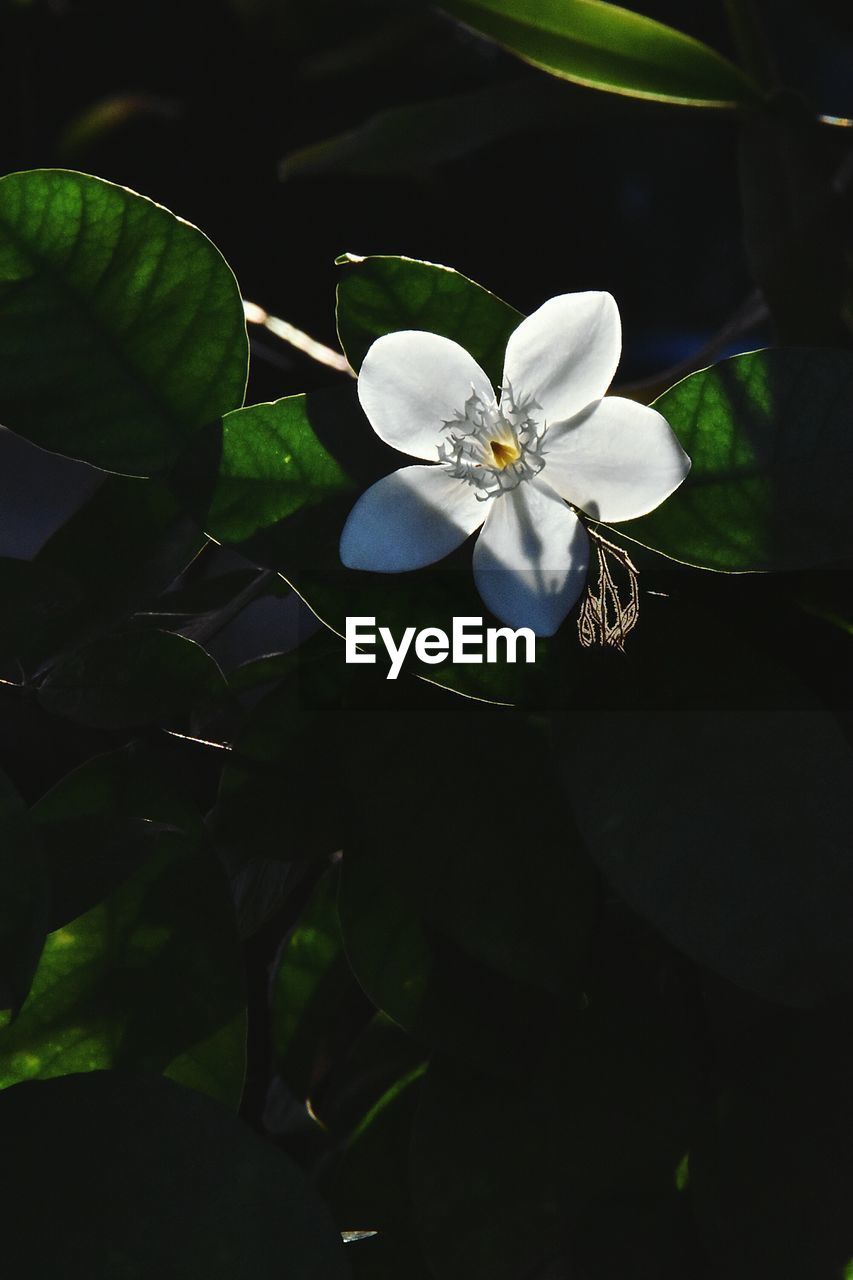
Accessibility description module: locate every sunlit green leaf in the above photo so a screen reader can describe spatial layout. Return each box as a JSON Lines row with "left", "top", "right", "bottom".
{"left": 0, "top": 1072, "right": 348, "bottom": 1278}
{"left": 0, "top": 830, "right": 246, "bottom": 1106}
{"left": 439, "top": 0, "right": 758, "bottom": 107}
{"left": 0, "top": 169, "right": 248, "bottom": 475}
{"left": 336, "top": 253, "right": 521, "bottom": 385}
{"left": 180, "top": 395, "right": 355, "bottom": 548}
{"left": 620, "top": 348, "right": 853, "bottom": 571}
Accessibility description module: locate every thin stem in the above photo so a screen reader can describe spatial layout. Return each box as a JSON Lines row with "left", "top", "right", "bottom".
{"left": 175, "top": 567, "right": 279, "bottom": 647}
{"left": 243, "top": 300, "right": 354, "bottom": 377}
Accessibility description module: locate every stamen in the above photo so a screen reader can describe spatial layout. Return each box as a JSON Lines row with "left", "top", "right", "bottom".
{"left": 437, "top": 385, "right": 546, "bottom": 500}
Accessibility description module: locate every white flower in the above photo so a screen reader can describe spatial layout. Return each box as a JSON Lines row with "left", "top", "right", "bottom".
{"left": 339, "top": 292, "right": 690, "bottom": 636}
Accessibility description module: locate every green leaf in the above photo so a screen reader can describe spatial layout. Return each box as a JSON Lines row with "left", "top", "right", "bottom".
{"left": 280, "top": 74, "right": 668, "bottom": 184}
{"left": 0, "top": 475, "right": 204, "bottom": 672}
{"left": 0, "top": 830, "right": 246, "bottom": 1106}
{"left": 331, "top": 1066, "right": 430, "bottom": 1276}
{"left": 438, "top": 0, "right": 759, "bottom": 107}
{"left": 183, "top": 395, "right": 356, "bottom": 547}
{"left": 339, "top": 843, "right": 568, "bottom": 1072}
{"left": 0, "top": 770, "right": 46, "bottom": 1018}
{"left": 228, "top": 856, "right": 294, "bottom": 940}
{"left": 167, "top": 394, "right": 361, "bottom": 683}
{"left": 0, "top": 169, "right": 248, "bottom": 475}
{"left": 281, "top": 79, "right": 586, "bottom": 181}
{"left": 213, "top": 638, "right": 349, "bottom": 863}
{"left": 738, "top": 105, "right": 848, "bottom": 346}
{"left": 58, "top": 94, "right": 180, "bottom": 162}
{"left": 551, "top": 621, "right": 853, "bottom": 1006}
{"left": 619, "top": 348, "right": 853, "bottom": 571}
{"left": 339, "top": 709, "right": 598, "bottom": 996}
{"left": 411, "top": 1011, "right": 697, "bottom": 1280}
{"left": 37, "top": 628, "right": 227, "bottom": 729}
{"left": 31, "top": 742, "right": 205, "bottom": 930}
{"left": 271, "top": 866, "right": 356, "bottom": 1098}
{"left": 0, "top": 1072, "right": 348, "bottom": 1278}
{"left": 316, "top": 1010, "right": 427, "bottom": 1149}
{"left": 336, "top": 253, "right": 521, "bottom": 385}
{"left": 693, "top": 1006, "right": 853, "bottom": 1277}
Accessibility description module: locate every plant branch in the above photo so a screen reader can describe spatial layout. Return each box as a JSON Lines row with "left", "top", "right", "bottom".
{"left": 243, "top": 301, "right": 354, "bottom": 377}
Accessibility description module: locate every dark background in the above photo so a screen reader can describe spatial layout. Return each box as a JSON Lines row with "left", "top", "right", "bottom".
{"left": 9, "top": 0, "right": 842, "bottom": 399}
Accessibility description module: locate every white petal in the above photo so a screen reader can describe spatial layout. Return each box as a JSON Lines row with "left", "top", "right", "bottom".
{"left": 502, "top": 293, "right": 621, "bottom": 425}
{"left": 340, "top": 465, "right": 486, "bottom": 572}
{"left": 543, "top": 396, "right": 691, "bottom": 522}
{"left": 358, "top": 331, "right": 495, "bottom": 461}
{"left": 473, "top": 480, "right": 590, "bottom": 636}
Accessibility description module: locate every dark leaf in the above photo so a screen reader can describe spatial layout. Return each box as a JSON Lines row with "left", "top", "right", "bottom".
{"left": 553, "top": 627, "right": 853, "bottom": 1006}
{"left": 693, "top": 1005, "right": 853, "bottom": 1276}
{"left": 738, "top": 100, "right": 848, "bottom": 346}
{"left": 412, "top": 1016, "right": 696, "bottom": 1280}
{"left": 0, "top": 770, "right": 46, "bottom": 1018}
{"left": 0, "top": 476, "right": 204, "bottom": 673}
{"left": 331, "top": 1067, "right": 430, "bottom": 1276}
{"left": 340, "top": 709, "right": 598, "bottom": 997}
{"left": 271, "top": 866, "right": 357, "bottom": 1098}
{"left": 339, "top": 843, "right": 570, "bottom": 1072}
{"left": 32, "top": 742, "right": 204, "bottom": 930}
{"left": 38, "top": 628, "right": 227, "bottom": 729}
{"left": 0, "top": 1071, "right": 348, "bottom": 1278}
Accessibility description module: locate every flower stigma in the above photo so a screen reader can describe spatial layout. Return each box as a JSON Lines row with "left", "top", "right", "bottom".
{"left": 489, "top": 437, "right": 520, "bottom": 469}
{"left": 437, "top": 382, "right": 546, "bottom": 500}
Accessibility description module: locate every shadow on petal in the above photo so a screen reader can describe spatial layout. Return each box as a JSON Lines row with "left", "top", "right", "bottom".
{"left": 341, "top": 465, "right": 486, "bottom": 573}
{"left": 473, "top": 483, "right": 590, "bottom": 636}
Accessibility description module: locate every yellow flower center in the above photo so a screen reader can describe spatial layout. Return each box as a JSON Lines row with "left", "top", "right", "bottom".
{"left": 489, "top": 438, "right": 521, "bottom": 469}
